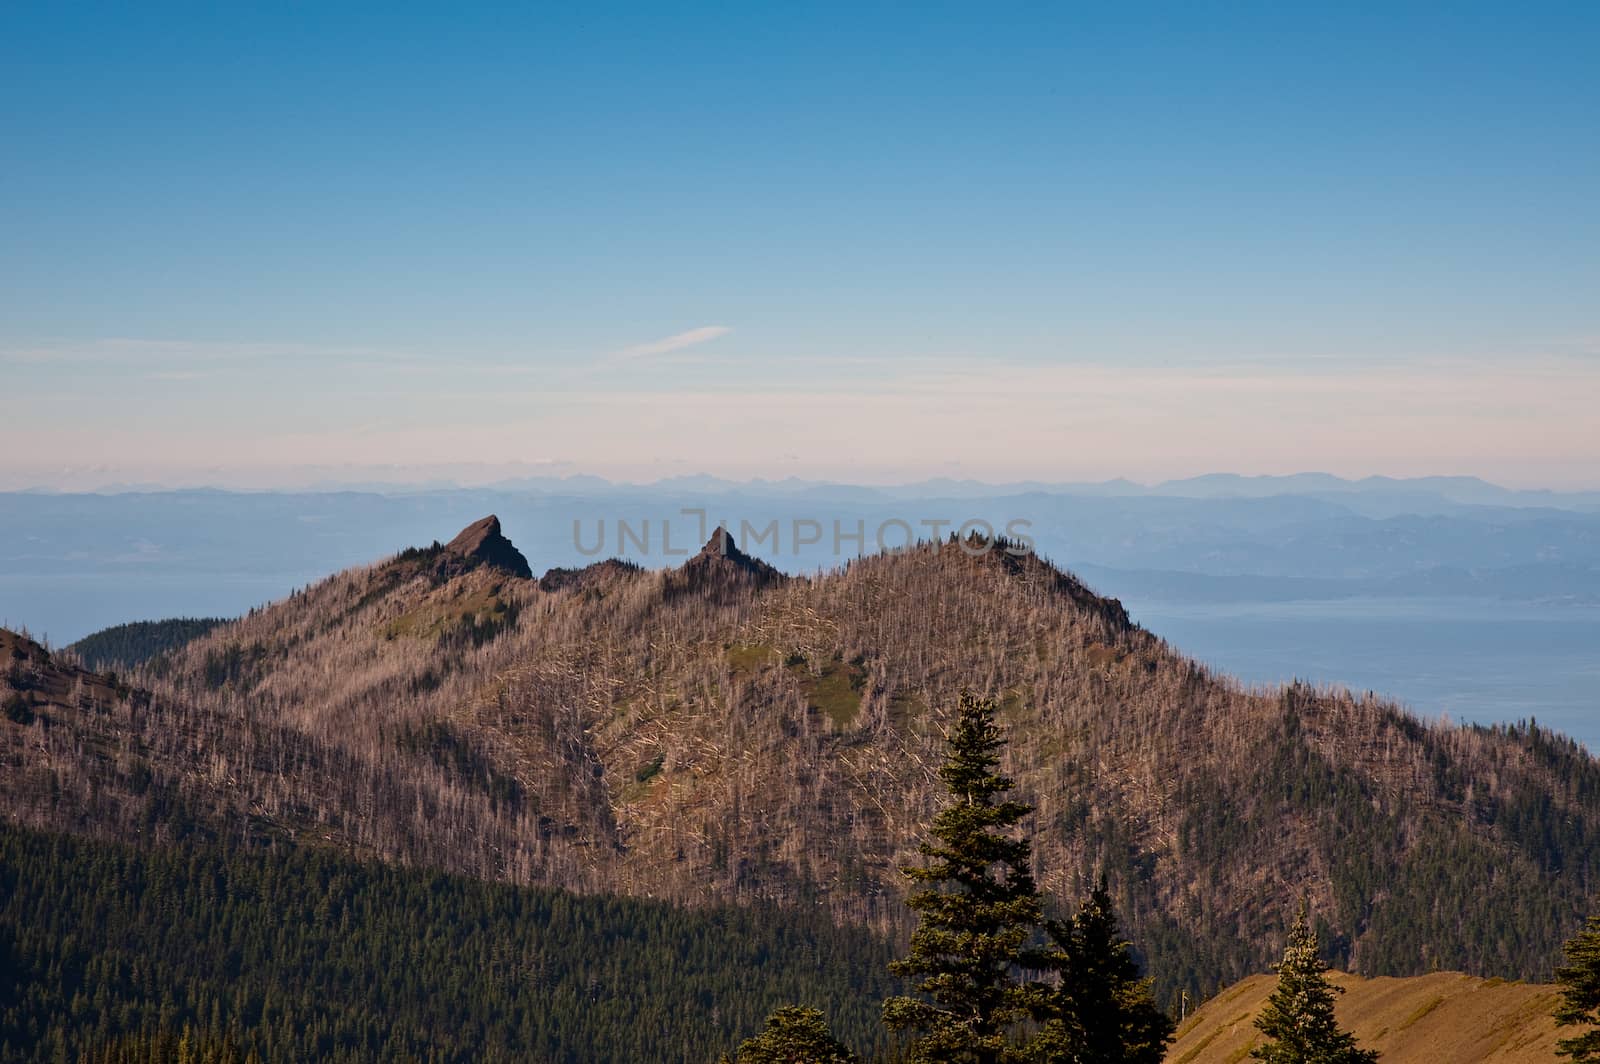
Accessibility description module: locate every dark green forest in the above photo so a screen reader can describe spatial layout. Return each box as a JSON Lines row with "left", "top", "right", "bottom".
{"left": 999, "top": 703, "right": 1600, "bottom": 1006}
{"left": 0, "top": 826, "right": 901, "bottom": 1064}
{"left": 66, "top": 618, "right": 227, "bottom": 673}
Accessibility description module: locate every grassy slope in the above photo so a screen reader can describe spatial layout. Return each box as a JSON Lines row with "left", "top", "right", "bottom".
{"left": 1167, "top": 971, "right": 1562, "bottom": 1064}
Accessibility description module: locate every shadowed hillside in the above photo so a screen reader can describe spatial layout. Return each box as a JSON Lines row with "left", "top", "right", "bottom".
{"left": 0, "top": 822, "right": 900, "bottom": 1063}
{"left": 6, "top": 519, "right": 1600, "bottom": 1001}
{"left": 66, "top": 616, "right": 227, "bottom": 671}
{"left": 1166, "top": 970, "right": 1561, "bottom": 1063}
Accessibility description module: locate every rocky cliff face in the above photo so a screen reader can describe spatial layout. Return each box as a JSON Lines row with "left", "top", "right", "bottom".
{"left": 436, "top": 515, "right": 533, "bottom": 580}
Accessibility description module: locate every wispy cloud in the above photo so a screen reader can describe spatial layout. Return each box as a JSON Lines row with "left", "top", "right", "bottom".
{"left": 614, "top": 325, "right": 732, "bottom": 361}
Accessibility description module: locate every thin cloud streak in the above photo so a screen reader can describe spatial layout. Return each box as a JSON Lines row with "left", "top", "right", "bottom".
{"left": 614, "top": 325, "right": 732, "bottom": 360}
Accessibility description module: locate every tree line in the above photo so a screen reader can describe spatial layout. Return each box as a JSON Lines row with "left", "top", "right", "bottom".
{"left": 65, "top": 618, "right": 226, "bottom": 673}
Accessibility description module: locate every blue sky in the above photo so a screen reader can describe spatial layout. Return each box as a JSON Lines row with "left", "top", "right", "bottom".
{"left": 3, "top": 3, "right": 1597, "bottom": 488}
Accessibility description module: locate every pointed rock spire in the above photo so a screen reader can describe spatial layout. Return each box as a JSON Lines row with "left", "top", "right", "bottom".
{"left": 440, "top": 515, "right": 533, "bottom": 579}
{"left": 666, "top": 526, "right": 783, "bottom": 600}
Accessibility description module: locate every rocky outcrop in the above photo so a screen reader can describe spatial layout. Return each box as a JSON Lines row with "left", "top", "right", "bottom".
{"left": 538, "top": 558, "right": 643, "bottom": 593}
{"left": 663, "top": 528, "right": 785, "bottom": 601}
{"left": 438, "top": 516, "right": 533, "bottom": 580}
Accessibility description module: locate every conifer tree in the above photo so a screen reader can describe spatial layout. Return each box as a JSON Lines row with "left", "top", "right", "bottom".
{"left": 1251, "top": 905, "right": 1377, "bottom": 1064}
{"left": 883, "top": 693, "right": 1043, "bottom": 1064}
{"left": 730, "top": 1006, "right": 860, "bottom": 1064}
{"left": 1554, "top": 915, "right": 1600, "bottom": 1060}
{"left": 1026, "top": 876, "right": 1173, "bottom": 1063}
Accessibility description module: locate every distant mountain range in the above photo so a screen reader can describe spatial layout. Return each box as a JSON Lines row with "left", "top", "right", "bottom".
{"left": 459, "top": 471, "right": 1600, "bottom": 512}
{"left": 12, "top": 471, "right": 1600, "bottom": 511}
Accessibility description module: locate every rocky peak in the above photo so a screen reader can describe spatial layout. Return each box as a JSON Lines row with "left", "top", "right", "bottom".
{"left": 440, "top": 515, "right": 533, "bottom": 580}
{"left": 697, "top": 526, "right": 746, "bottom": 561}
{"left": 665, "top": 527, "right": 783, "bottom": 600}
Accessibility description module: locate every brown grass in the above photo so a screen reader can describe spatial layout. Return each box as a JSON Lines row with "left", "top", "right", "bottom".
{"left": 1166, "top": 971, "right": 1563, "bottom": 1064}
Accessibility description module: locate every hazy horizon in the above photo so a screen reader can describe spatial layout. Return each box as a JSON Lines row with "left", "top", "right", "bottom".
{"left": 4, "top": 5, "right": 1597, "bottom": 491}
{"left": 5, "top": 464, "right": 1600, "bottom": 496}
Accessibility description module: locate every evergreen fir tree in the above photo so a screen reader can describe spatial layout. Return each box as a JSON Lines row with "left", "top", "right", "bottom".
{"left": 1554, "top": 915, "right": 1600, "bottom": 1060}
{"left": 731, "top": 1006, "right": 860, "bottom": 1064}
{"left": 1026, "top": 876, "right": 1173, "bottom": 1063}
{"left": 1251, "top": 905, "right": 1377, "bottom": 1064}
{"left": 883, "top": 693, "right": 1044, "bottom": 1064}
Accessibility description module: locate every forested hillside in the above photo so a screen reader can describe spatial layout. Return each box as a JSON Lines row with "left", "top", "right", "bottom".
{"left": 65, "top": 617, "right": 227, "bottom": 672}
{"left": 0, "top": 824, "right": 899, "bottom": 1063}
{"left": 6, "top": 517, "right": 1600, "bottom": 1006}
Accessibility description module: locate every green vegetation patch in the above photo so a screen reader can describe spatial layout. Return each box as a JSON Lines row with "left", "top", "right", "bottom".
{"left": 1398, "top": 994, "right": 1444, "bottom": 1030}
{"left": 383, "top": 587, "right": 516, "bottom": 645}
{"left": 791, "top": 655, "right": 866, "bottom": 729}
{"left": 726, "top": 643, "right": 778, "bottom": 675}
{"left": 620, "top": 753, "right": 670, "bottom": 805}
{"left": 1174, "top": 1028, "right": 1223, "bottom": 1063}
{"left": 635, "top": 753, "right": 666, "bottom": 784}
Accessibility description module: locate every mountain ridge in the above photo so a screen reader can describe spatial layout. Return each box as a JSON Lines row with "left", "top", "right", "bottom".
{"left": 6, "top": 516, "right": 1600, "bottom": 1003}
